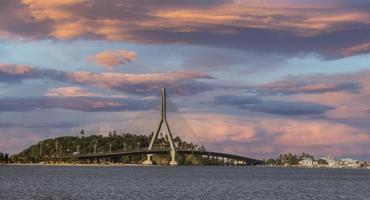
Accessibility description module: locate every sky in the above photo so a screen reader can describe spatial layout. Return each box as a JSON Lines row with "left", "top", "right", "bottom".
{"left": 1, "top": 0, "right": 370, "bottom": 160}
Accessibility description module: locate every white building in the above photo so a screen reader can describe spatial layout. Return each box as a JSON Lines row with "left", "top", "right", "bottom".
{"left": 320, "top": 156, "right": 362, "bottom": 168}
{"left": 321, "top": 156, "right": 339, "bottom": 168}
{"left": 340, "top": 158, "right": 361, "bottom": 168}
{"left": 299, "top": 158, "right": 318, "bottom": 167}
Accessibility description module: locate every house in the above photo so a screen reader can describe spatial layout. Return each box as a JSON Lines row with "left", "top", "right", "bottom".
{"left": 299, "top": 158, "right": 318, "bottom": 167}
{"left": 321, "top": 156, "right": 339, "bottom": 168}
{"left": 340, "top": 158, "right": 361, "bottom": 168}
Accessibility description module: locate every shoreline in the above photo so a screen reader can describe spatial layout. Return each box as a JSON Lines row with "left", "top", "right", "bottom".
{"left": 1, "top": 163, "right": 369, "bottom": 169}
{"left": 1, "top": 163, "right": 154, "bottom": 167}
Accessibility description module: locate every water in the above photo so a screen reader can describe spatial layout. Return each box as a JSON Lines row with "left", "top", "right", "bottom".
{"left": 0, "top": 165, "right": 369, "bottom": 200}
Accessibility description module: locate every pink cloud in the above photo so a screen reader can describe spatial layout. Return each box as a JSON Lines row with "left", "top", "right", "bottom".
{"left": 67, "top": 71, "right": 207, "bottom": 85}
{"left": 66, "top": 70, "right": 213, "bottom": 93}
{"left": 341, "top": 42, "right": 370, "bottom": 57}
{"left": 185, "top": 113, "right": 256, "bottom": 143}
{"left": 45, "top": 86, "right": 128, "bottom": 98}
{"left": 0, "top": 0, "right": 369, "bottom": 57}
{"left": 183, "top": 113, "right": 370, "bottom": 158}
{"left": 88, "top": 49, "right": 137, "bottom": 69}
{"left": 289, "top": 70, "right": 370, "bottom": 119}
{"left": 45, "top": 86, "right": 100, "bottom": 97}
{"left": 249, "top": 80, "right": 359, "bottom": 95}
{"left": 0, "top": 129, "right": 42, "bottom": 154}
{"left": 0, "top": 64, "right": 32, "bottom": 74}
{"left": 246, "top": 70, "right": 370, "bottom": 119}
{"left": 21, "top": 0, "right": 368, "bottom": 40}
{"left": 273, "top": 120, "right": 370, "bottom": 146}
{"left": 0, "top": 64, "right": 213, "bottom": 95}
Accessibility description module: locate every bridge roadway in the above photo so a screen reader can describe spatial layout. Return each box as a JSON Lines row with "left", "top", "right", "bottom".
{"left": 71, "top": 150, "right": 263, "bottom": 165}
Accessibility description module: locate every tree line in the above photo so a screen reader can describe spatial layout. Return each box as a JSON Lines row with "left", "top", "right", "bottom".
{"left": 0, "top": 152, "right": 10, "bottom": 163}
{"left": 263, "top": 152, "right": 328, "bottom": 165}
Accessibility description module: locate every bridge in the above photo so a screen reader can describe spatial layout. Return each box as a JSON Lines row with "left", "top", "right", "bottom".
{"left": 71, "top": 88, "right": 262, "bottom": 166}
{"left": 73, "top": 150, "right": 262, "bottom": 165}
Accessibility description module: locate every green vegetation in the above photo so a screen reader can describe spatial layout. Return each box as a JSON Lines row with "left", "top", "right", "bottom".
{"left": 12, "top": 130, "right": 211, "bottom": 165}
{"left": 264, "top": 152, "right": 314, "bottom": 165}
{"left": 0, "top": 152, "right": 9, "bottom": 163}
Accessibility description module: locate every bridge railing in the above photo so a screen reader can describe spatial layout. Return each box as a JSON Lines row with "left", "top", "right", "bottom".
{"left": 70, "top": 146, "right": 207, "bottom": 157}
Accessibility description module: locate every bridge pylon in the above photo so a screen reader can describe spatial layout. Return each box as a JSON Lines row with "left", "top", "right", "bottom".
{"left": 143, "top": 88, "right": 178, "bottom": 165}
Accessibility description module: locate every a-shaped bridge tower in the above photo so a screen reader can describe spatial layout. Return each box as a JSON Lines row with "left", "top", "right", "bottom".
{"left": 143, "top": 88, "right": 177, "bottom": 165}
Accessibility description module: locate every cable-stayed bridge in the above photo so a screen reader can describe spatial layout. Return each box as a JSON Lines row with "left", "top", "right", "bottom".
{"left": 72, "top": 88, "right": 262, "bottom": 165}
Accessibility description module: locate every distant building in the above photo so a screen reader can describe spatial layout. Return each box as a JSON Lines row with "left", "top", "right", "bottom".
{"left": 299, "top": 158, "right": 318, "bottom": 167}
{"left": 320, "top": 156, "right": 363, "bottom": 168}
{"left": 340, "top": 158, "right": 361, "bottom": 168}
{"left": 321, "top": 156, "right": 339, "bottom": 168}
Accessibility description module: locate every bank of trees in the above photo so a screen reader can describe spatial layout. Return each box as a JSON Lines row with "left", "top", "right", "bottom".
{"left": 264, "top": 152, "right": 315, "bottom": 165}
{"left": 0, "top": 152, "right": 9, "bottom": 163}
{"left": 14, "top": 130, "right": 205, "bottom": 164}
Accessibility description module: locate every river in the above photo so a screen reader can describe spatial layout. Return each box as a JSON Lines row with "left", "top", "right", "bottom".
{"left": 0, "top": 165, "right": 369, "bottom": 199}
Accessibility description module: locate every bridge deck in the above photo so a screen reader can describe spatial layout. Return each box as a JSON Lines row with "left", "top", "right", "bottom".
{"left": 71, "top": 150, "right": 263, "bottom": 165}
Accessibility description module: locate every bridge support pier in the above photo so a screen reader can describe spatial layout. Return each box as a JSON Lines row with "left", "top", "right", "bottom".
{"left": 143, "top": 154, "right": 153, "bottom": 165}
{"left": 169, "top": 150, "right": 178, "bottom": 165}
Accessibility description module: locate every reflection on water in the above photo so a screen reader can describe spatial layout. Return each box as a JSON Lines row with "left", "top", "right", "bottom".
{"left": 0, "top": 165, "right": 369, "bottom": 200}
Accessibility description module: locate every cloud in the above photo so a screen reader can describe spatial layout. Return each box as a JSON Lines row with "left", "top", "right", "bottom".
{"left": 214, "top": 95, "right": 261, "bottom": 105}
{"left": 66, "top": 70, "right": 214, "bottom": 95}
{"left": 1, "top": 0, "right": 370, "bottom": 58}
{"left": 341, "top": 42, "right": 370, "bottom": 57}
{"left": 186, "top": 113, "right": 370, "bottom": 158}
{"left": 0, "top": 96, "right": 150, "bottom": 112}
{"left": 236, "top": 70, "right": 370, "bottom": 119}
{"left": 0, "top": 130, "right": 41, "bottom": 154}
{"left": 256, "top": 70, "right": 370, "bottom": 119}
{"left": 0, "top": 64, "right": 214, "bottom": 95}
{"left": 0, "top": 64, "right": 68, "bottom": 83}
{"left": 44, "top": 86, "right": 128, "bottom": 98}
{"left": 0, "top": 0, "right": 52, "bottom": 39}
{"left": 240, "top": 100, "right": 334, "bottom": 116}
{"left": 0, "top": 121, "right": 78, "bottom": 129}
{"left": 246, "top": 80, "right": 361, "bottom": 96}
{"left": 88, "top": 49, "right": 136, "bottom": 69}
{"left": 45, "top": 86, "right": 101, "bottom": 97}
{"left": 213, "top": 70, "right": 370, "bottom": 119}
{"left": 187, "top": 113, "right": 256, "bottom": 143}
{"left": 181, "top": 47, "right": 287, "bottom": 72}
{"left": 214, "top": 95, "right": 333, "bottom": 116}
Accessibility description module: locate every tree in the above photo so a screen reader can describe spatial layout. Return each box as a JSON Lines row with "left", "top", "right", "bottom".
{"left": 299, "top": 152, "right": 314, "bottom": 160}
{"left": 4, "top": 153, "right": 9, "bottom": 163}
{"left": 0, "top": 152, "right": 4, "bottom": 162}
{"left": 265, "top": 158, "right": 276, "bottom": 165}
{"left": 10, "top": 155, "right": 18, "bottom": 163}
{"left": 278, "top": 153, "right": 299, "bottom": 165}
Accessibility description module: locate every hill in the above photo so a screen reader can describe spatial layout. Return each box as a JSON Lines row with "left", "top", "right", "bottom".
{"left": 13, "top": 131, "right": 210, "bottom": 165}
